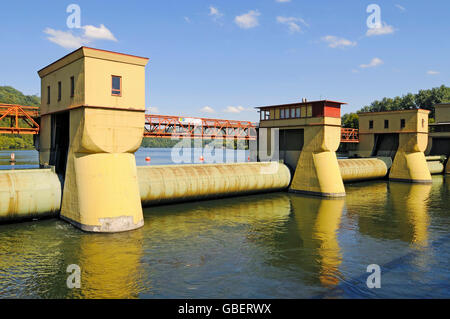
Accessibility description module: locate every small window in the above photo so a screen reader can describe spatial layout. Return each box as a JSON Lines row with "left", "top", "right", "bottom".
{"left": 295, "top": 107, "right": 300, "bottom": 118}
{"left": 58, "top": 81, "right": 62, "bottom": 101}
{"left": 400, "top": 119, "right": 405, "bottom": 128}
{"left": 291, "top": 108, "right": 295, "bottom": 118}
{"left": 422, "top": 119, "right": 425, "bottom": 128}
{"left": 112, "top": 75, "right": 122, "bottom": 96}
{"left": 306, "top": 105, "right": 312, "bottom": 117}
{"left": 285, "top": 109, "right": 290, "bottom": 119}
{"left": 369, "top": 120, "right": 373, "bottom": 129}
{"left": 70, "top": 76, "right": 75, "bottom": 97}
{"left": 384, "top": 120, "right": 389, "bottom": 129}
{"left": 280, "top": 109, "right": 285, "bottom": 119}
{"left": 47, "top": 86, "right": 50, "bottom": 104}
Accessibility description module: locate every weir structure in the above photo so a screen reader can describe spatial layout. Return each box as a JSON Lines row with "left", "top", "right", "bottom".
{"left": 257, "top": 100, "right": 346, "bottom": 197}
{"left": 37, "top": 47, "right": 149, "bottom": 232}
{"left": 354, "top": 109, "right": 432, "bottom": 183}
{"left": 427, "top": 103, "right": 450, "bottom": 174}
{"left": 1, "top": 46, "right": 448, "bottom": 231}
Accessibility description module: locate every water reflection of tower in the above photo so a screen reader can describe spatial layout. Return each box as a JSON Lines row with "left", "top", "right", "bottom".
{"left": 69, "top": 229, "right": 145, "bottom": 299}
{"left": 268, "top": 195, "right": 345, "bottom": 288}
{"left": 346, "top": 181, "right": 432, "bottom": 246}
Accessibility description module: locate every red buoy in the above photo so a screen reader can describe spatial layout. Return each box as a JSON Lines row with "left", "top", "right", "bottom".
{"left": 145, "top": 157, "right": 151, "bottom": 162}
{"left": 199, "top": 156, "right": 204, "bottom": 162}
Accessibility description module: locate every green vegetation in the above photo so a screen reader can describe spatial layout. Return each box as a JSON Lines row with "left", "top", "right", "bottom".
{"left": 342, "top": 85, "right": 450, "bottom": 128}
{"left": 0, "top": 86, "right": 40, "bottom": 150}
{"left": 141, "top": 138, "right": 181, "bottom": 148}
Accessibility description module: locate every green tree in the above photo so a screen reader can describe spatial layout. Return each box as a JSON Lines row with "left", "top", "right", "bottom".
{"left": 341, "top": 112, "right": 359, "bottom": 128}
{"left": 358, "top": 85, "right": 450, "bottom": 120}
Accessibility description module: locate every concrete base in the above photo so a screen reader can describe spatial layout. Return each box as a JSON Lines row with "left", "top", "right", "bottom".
{"left": 389, "top": 150, "right": 432, "bottom": 183}
{"left": 289, "top": 150, "right": 346, "bottom": 197}
{"left": 61, "top": 215, "right": 144, "bottom": 233}
{"left": 61, "top": 153, "right": 144, "bottom": 233}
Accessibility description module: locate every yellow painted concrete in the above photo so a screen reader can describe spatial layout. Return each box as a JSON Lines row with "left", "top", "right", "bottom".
{"left": 38, "top": 47, "right": 148, "bottom": 115}
{"left": 0, "top": 169, "right": 61, "bottom": 222}
{"left": 38, "top": 115, "right": 51, "bottom": 165}
{"left": 38, "top": 47, "right": 149, "bottom": 232}
{"left": 60, "top": 108, "right": 145, "bottom": 232}
{"left": 390, "top": 132, "right": 432, "bottom": 183}
{"left": 355, "top": 109, "right": 432, "bottom": 183}
{"left": 259, "top": 112, "right": 344, "bottom": 196}
{"left": 338, "top": 158, "right": 388, "bottom": 182}
{"left": 138, "top": 162, "right": 291, "bottom": 206}
{"left": 289, "top": 124, "right": 345, "bottom": 197}
{"left": 434, "top": 103, "right": 450, "bottom": 123}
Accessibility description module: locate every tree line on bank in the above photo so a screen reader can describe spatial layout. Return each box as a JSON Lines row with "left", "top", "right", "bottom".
{"left": 342, "top": 85, "right": 450, "bottom": 129}
{"left": 1, "top": 85, "right": 449, "bottom": 149}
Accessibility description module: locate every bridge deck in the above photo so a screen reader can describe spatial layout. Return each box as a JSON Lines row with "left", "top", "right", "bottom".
{"left": 0, "top": 104, "right": 361, "bottom": 142}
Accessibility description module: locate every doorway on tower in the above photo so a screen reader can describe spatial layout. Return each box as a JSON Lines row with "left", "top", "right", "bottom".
{"left": 371, "top": 133, "right": 399, "bottom": 159}
{"left": 279, "top": 129, "right": 304, "bottom": 171}
{"left": 49, "top": 112, "right": 70, "bottom": 178}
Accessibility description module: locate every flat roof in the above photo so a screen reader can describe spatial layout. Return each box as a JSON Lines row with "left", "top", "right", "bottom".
{"left": 358, "top": 108, "right": 430, "bottom": 115}
{"left": 38, "top": 46, "right": 149, "bottom": 77}
{"left": 255, "top": 100, "right": 347, "bottom": 109}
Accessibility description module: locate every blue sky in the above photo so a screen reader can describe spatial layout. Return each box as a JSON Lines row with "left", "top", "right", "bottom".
{"left": 0, "top": 0, "right": 448, "bottom": 121}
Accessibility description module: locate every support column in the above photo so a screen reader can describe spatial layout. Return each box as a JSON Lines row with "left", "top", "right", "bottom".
{"left": 389, "top": 132, "right": 432, "bottom": 183}
{"left": 290, "top": 125, "right": 345, "bottom": 197}
{"left": 60, "top": 107, "right": 144, "bottom": 232}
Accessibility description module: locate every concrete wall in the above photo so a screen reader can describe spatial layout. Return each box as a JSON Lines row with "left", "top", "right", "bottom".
{"left": 435, "top": 103, "right": 450, "bottom": 123}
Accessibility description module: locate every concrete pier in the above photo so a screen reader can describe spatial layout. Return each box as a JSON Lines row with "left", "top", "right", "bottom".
{"left": 37, "top": 47, "right": 149, "bottom": 232}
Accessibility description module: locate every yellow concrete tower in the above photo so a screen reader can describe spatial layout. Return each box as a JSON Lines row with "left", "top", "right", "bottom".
{"left": 356, "top": 109, "right": 432, "bottom": 183}
{"left": 257, "top": 100, "right": 346, "bottom": 197}
{"left": 38, "top": 47, "right": 149, "bottom": 232}
{"left": 428, "top": 103, "right": 450, "bottom": 174}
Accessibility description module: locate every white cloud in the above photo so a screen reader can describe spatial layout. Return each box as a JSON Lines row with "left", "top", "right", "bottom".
{"left": 366, "top": 22, "right": 395, "bottom": 36}
{"left": 395, "top": 4, "right": 406, "bottom": 12}
{"left": 321, "top": 35, "right": 357, "bottom": 48}
{"left": 209, "top": 6, "right": 222, "bottom": 17}
{"left": 44, "top": 24, "right": 117, "bottom": 49}
{"left": 224, "top": 106, "right": 246, "bottom": 113}
{"left": 276, "top": 0, "right": 291, "bottom": 2}
{"left": 44, "top": 28, "right": 89, "bottom": 49}
{"left": 82, "top": 24, "right": 117, "bottom": 41}
{"left": 360, "top": 57, "right": 384, "bottom": 68}
{"left": 184, "top": 17, "right": 191, "bottom": 23}
{"left": 200, "top": 106, "right": 215, "bottom": 113}
{"left": 277, "top": 16, "right": 308, "bottom": 33}
{"left": 235, "top": 10, "right": 260, "bottom": 29}
{"left": 427, "top": 70, "right": 440, "bottom": 75}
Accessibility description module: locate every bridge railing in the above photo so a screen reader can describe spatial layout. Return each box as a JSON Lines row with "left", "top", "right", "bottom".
{"left": 0, "top": 104, "right": 40, "bottom": 135}
{"left": 144, "top": 114, "right": 258, "bottom": 140}
{"left": 341, "top": 127, "right": 359, "bottom": 143}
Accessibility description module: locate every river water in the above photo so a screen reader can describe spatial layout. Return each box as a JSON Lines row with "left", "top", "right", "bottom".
{"left": 0, "top": 149, "right": 449, "bottom": 298}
